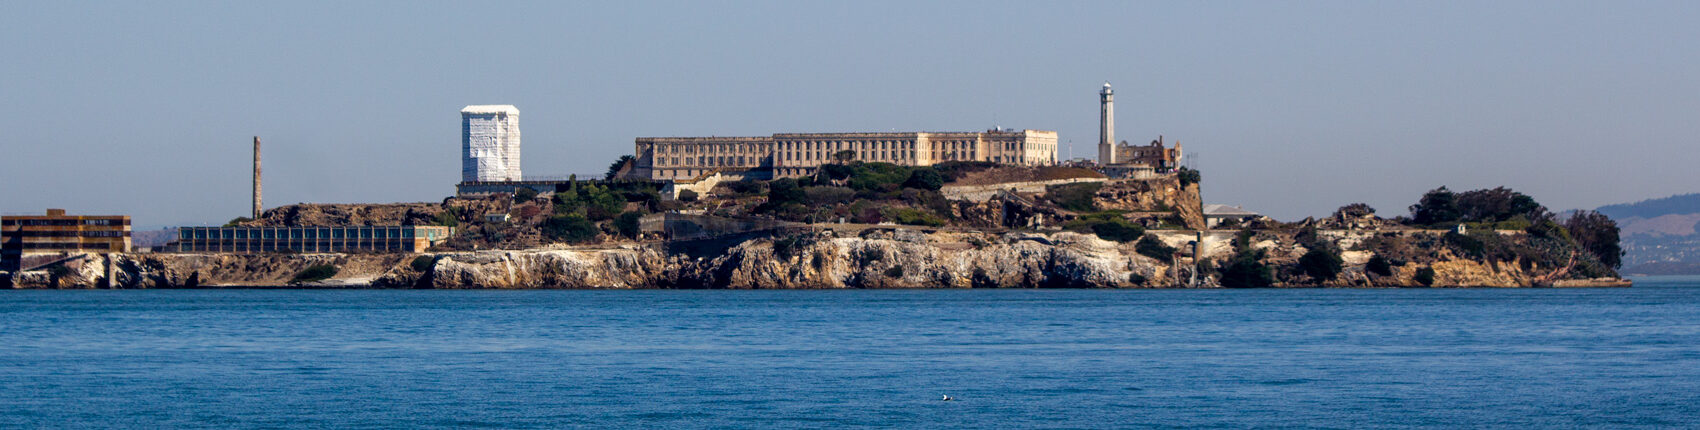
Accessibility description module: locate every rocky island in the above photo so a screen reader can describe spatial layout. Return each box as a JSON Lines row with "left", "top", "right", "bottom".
{"left": 5, "top": 163, "right": 1628, "bottom": 289}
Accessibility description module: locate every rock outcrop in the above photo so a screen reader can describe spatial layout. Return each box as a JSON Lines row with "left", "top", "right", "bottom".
{"left": 6, "top": 228, "right": 1621, "bottom": 289}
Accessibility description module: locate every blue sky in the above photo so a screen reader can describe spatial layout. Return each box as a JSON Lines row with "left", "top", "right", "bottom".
{"left": 2, "top": 1, "right": 1696, "bottom": 228}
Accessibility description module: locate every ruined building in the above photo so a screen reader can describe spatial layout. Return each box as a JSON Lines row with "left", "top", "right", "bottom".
{"left": 1096, "top": 82, "right": 1183, "bottom": 175}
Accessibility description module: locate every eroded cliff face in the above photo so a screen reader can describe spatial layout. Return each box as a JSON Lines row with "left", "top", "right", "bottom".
{"left": 13, "top": 231, "right": 1179, "bottom": 289}
{"left": 708, "top": 231, "right": 1171, "bottom": 289}
{"left": 8, "top": 229, "right": 1613, "bottom": 289}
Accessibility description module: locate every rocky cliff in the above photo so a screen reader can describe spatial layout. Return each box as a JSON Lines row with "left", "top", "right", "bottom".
{"left": 5, "top": 227, "right": 1615, "bottom": 289}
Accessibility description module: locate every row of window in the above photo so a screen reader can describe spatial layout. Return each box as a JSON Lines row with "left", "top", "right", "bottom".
{"left": 657, "top": 155, "right": 752, "bottom": 167}
{"left": 172, "top": 241, "right": 421, "bottom": 253}
{"left": 655, "top": 143, "right": 762, "bottom": 154}
{"left": 0, "top": 242, "right": 123, "bottom": 250}
{"left": 2, "top": 219, "right": 128, "bottom": 226}
{"left": 179, "top": 227, "right": 446, "bottom": 241}
{"left": 777, "top": 140, "right": 924, "bottom": 151}
{"left": 1, "top": 230, "right": 128, "bottom": 238}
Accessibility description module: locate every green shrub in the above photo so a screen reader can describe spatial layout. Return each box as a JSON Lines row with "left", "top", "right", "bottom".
{"left": 1090, "top": 221, "right": 1142, "bottom": 242}
{"left": 1366, "top": 254, "right": 1393, "bottom": 277}
{"left": 805, "top": 186, "right": 856, "bottom": 205}
{"left": 678, "top": 189, "right": 698, "bottom": 202}
{"left": 767, "top": 178, "right": 805, "bottom": 205}
{"left": 616, "top": 211, "right": 644, "bottom": 239}
{"left": 513, "top": 187, "right": 539, "bottom": 203}
{"left": 541, "top": 215, "right": 599, "bottom": 243}
{"left": 1414, "top": 267, "right": 1437, "bottom": 286}
{"left": 1298, "top": 247, "right": 1344, "bottom": 281}
{"left": 409, "top": 256, "right": 436, "bottom": 272}
{"left": 902, "top": 169, "right": 945, "bottom": 191}
{"left": 1046, "top": 182, "right": 1102, "bottom": 212}
{"left": 1233, "top": 229, "right": 1256, "bottom": 253}
{"left": 224, "top": 217, "right": 253, "bottom": 227}
{"left": 931, "top": 161, "right": 999, "bottom": 181}
{"left": 555, "top": 182, "right": 626, "bottom": 220}
{"left": 1176, "top": 167, "right": 1201, "bottom": 187}
{"left": 772, "top": 236, "right": 817, "bottom": 260}
{"left": 845, "top": 163, "right": 913, "bottom": 192}
{"left": 888, "top": 208, "right": 946, "bottom": 227}
{"left": 719, "top": 181, "right": 767, "bottom": 198}
{"left": 1135, "top": 235, "right": 1177, "bottom": 260}
{"left": 291, "top": 265, "right": 339, "bottom": 283}
{"left": 433, "top": 209, "right": 460, "bottom": 228}
{"left": 1062, "top": 212, "right": 1143, "bottom": 242}
{"left": 1219, "top": 250, "right": 1274, "bottom": 288}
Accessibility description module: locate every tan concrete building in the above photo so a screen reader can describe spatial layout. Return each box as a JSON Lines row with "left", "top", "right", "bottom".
{"left": 2, "top": 209, "right": 131, "bottom": 271}
{"left": 634, "top": 129, "right": 1058, "bottom": 180}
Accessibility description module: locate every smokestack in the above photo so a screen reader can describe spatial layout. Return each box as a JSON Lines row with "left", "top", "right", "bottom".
{"left": 253, "top": 136, "right": 262, "bottom": 219}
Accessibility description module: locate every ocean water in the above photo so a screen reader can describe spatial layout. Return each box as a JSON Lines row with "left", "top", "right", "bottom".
{"left": 3, "top": 278, "right": 1699, "bottom": 429}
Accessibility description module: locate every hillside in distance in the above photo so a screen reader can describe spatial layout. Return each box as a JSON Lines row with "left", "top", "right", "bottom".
{"left": 1597, "top": 193, "right": 1700, "bottom": 275}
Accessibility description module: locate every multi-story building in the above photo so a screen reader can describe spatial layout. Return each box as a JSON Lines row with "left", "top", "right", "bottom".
{"left": 462, "top": 105, "right": 522, "bottom": 183}
{"left": 165, "top": 225, "right": 453, "bottom": 254}
{"left": 1, "top": 209, "right": 131, "bottom": 271}
{"left": 633, "top": 129, "right": 1058, "bottom": 181}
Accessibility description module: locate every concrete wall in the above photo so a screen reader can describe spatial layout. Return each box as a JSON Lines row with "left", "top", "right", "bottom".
{"left": 939, "top": 177, "right": 1109, "bottom": 202}
{"left": 639, "top": 212, "right": 797, "bottom": 241}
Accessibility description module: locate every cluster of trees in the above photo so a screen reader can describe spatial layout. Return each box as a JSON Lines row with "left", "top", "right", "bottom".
{"left": 1409, "top": 186, "right": 1549, "bottom": 227}
{"left": 755, "top": 161, "right": 958, "bottom": 226}
{"left": 540, "top": 179, "right": 665, "bottom": 243}
{"left": 1408, "top": 186, "right": 1622, "bottom": 271}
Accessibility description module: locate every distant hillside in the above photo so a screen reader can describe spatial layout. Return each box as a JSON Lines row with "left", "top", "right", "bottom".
{"left": 1598, "top": 193, "right": 1700, "bottom": 220}
{"left": 131, "top": 229, "right": 178, "bottom": 249}
{"left": 1598, "top": 193, "right": 1700, "bottom": 275}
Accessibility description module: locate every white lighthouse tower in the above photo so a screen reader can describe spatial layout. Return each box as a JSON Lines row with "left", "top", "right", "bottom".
{"left": 1097, "top": 82, "right": 1115, "bottom": 165}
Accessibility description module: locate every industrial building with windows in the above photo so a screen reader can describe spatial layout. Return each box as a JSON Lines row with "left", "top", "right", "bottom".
{"left": 632, "top": 129, "right": 1059, "bottom": 181}
{"left": 1, "top": 209, "right": 131, "bottom": 271}
{"left": 165, "top": 226, "right": 453, "bottom": 254}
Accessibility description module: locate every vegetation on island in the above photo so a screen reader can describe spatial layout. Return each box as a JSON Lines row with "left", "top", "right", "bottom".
{"left": 291, "top": 264, "right": 339, "bottom": 284}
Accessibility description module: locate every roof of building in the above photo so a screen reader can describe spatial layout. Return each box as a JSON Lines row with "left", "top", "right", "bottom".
{"left": 461, "top": 105, "right": 519, "bottom": 115}
{"left": 1203, "top": 204, "right": 1260, "bottom": 217}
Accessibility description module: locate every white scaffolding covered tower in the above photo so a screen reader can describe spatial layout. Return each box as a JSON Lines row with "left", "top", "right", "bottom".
{"left": 461, "top": 105, "right": 522, "bottom": 182}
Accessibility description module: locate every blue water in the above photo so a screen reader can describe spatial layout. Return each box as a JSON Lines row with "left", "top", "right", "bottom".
{"left": 3, "top": 278, "right": 1699, "bottom": 428}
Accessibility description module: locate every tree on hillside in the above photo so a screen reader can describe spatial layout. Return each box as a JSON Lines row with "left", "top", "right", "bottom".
{"left": 513, "top": 187, "right": 539, "bottom": 203}
{"left": 605, "top": 155, "right": 636, "bottom": 181}
{"left": 1566, "top": 210, "right": 1623, "bottom": 270}
{"left": 902, "top": 169, "right": 944, "bottom": 191}
{"left": 1334, "top": 203, "right": 1375, "bottom": 218}
{"left": 1176, "top": 167, "right": 1201, "bottom": 186}
{"left": 1298, "top": 247, "right": 1344, "bottom": 281}
{"left": 1456, "top": 187, "right": 1549, "bottom": 223}
{"left": 1410, "top": 186, "right": 1461, "bottom": 225}
{"left": 833, "top": 150, "right": 857, "bottom": 163}
{"left": 1219, "top": 249, "right": 1274, "bottom": 287}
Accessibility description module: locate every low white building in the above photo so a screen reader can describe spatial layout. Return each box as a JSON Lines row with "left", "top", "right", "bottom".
{"left": 1204, "top": 204, "right": 1262, "bottom": 229}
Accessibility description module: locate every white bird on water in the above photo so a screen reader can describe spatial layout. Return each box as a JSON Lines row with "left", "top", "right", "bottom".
{"left": 941, "top": 395, "right": 955, "bottom": 401}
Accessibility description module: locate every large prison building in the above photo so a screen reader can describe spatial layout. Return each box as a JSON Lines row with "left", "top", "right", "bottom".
{"left": 632, "top": 129, "right": 1058, "bottom": 181}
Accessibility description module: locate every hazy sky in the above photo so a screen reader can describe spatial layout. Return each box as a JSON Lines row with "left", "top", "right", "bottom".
{"left": 3, "top": 1, "right": 1697, "bottom": 228}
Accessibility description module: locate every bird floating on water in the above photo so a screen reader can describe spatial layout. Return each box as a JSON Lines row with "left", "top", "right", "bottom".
{"left": 942, "top": 395, "right": 955, "bottom": 401}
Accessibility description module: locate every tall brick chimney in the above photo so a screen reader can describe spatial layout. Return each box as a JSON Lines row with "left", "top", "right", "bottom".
{"left": 253, "top": 136, "right": 262, "bottom": 220}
